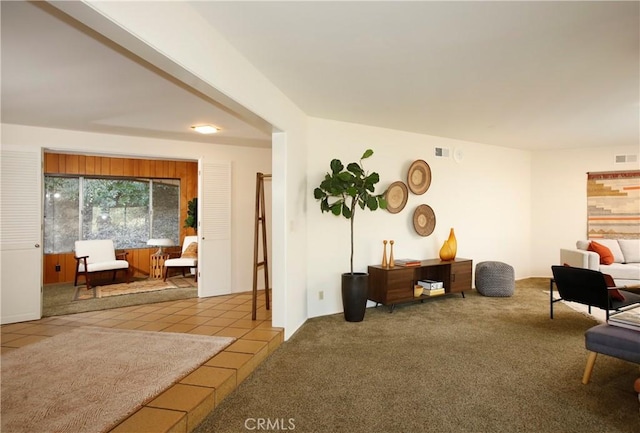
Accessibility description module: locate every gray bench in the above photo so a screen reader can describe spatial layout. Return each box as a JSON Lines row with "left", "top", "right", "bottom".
{"left": 582, "top": 323, "right": 640, "bottom": 384}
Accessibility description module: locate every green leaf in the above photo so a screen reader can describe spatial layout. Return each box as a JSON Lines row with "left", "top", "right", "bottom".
{"left": 362, "top": 149, "right": 374, "bottom": 159}
{"left": 320, "top": 198, "right": 331, "bottom": 212}
{"left": 313, "top": 188, "right": 325, "bottom": 199}
{"left": 378, "top": 196, "right": 388, "bottom": 209}
{"left": 342, "top": 204, "right": 352, "bottom": 219}
{"left": 367, "top": 196, "right": 378, "bottom": 210}
{"left": 338, "top": 172, "right": 354, "bottom": 182}
{"left": 331, "top": 203, "right": 342, "bottom": 216}
{"left": 346, "top": 186, "right": 357, "bottom": 197}
{"left": 346, "top": 162, "right": 363, "bottom": 176}
{"left": 330, "top": 159, "right": 343, "bottom": 174}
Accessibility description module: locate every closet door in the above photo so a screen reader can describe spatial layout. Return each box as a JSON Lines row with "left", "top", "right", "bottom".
{"left": 197, "top": 159, "right": 231, "bottom": 297}
{"left": 1, "top": 147, "right": 42, "bottom": 324}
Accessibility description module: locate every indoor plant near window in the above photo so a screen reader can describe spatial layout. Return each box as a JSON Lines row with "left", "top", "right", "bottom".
{"left": 184, "top": 197, "right": 198, "bottom": 234}
{"left": 313, "top": 149, "right": 387, "bottom": 322}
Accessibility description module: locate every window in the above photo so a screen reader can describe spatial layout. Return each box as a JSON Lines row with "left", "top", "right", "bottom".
{"left": 44, "top": 176, "right": 180, "bottom": 253}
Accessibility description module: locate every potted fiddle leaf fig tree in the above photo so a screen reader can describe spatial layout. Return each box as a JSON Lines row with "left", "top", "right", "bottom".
{"left": 313, "top": 149, "right": 387, "bottom": 322}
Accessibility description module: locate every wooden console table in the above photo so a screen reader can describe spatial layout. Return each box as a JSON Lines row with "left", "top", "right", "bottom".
{"left": 368, "top": 258, "right": 472, "bottom": 312}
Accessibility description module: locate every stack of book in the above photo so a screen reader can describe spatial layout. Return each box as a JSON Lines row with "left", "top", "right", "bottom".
{"left": 608, "top": 307, "right": 640, "bottom": 331}
{"left": 394, "top": 259, "right": 421, "bottom": 267}
{"left": 417, "top": 279, "right": 445, "bottom": 296}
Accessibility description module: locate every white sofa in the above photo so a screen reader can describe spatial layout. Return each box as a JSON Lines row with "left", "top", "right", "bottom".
{"left": 560, "top": 239, "right": 640, "bottom": 287}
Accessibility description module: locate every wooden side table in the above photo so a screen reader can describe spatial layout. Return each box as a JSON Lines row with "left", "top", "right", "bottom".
{"left": 150, "top": 254, "right": 169, "bottom": 279}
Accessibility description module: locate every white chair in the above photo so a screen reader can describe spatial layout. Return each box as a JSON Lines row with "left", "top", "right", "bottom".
{"left": 163, "top": 236, "right": 198, "bottom": 281}
{"left": 74, "top": 239, "right": 130, "bottom": 299}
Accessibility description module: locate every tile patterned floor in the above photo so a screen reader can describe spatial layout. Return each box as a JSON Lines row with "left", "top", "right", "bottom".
{"left": 1, "top": 290, "right": 281, "bottom": 433}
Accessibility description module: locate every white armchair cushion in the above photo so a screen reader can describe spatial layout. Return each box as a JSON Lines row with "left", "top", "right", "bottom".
{"left": 165, "top": 257, "right": 197, "bottom": 267}
{"left": 165, "top": 236, "right": 198, "bottom": 268}
{"left": 75, "top": 239, "right": 116, "bottom": 264}
{"left": 74, "top": 240, "right": 130, "bottom": 273}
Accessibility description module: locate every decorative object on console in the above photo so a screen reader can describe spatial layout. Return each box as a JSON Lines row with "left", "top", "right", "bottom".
{"left": 407, "top": 159, "right": 432, "bottom": 195}
{"left": 313, "top": 149, "right": 388, "bottom": 322}
{"left": 447, "top": 228, "right": 457, "bottom": 259}
{"left": 395, "top": 259, "right": 421, "bottom": 267}
{"left": 413, "top": 204, "right": 436, "bottom": 237}
{"left": 385, "top": 181, "right": 408, "bottom": 213}
{"left": 381, "top": 240, "right": 388, "bottom": 268}
{"left": 439, "top": 240, "right": 455, "bottom": 261}
{"left": 389, "top": 240, "right": 395, "bottom": 268}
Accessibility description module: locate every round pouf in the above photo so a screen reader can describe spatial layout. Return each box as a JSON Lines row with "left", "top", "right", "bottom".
{"left": 475, "top": 261, "right": 515, "bottom": 297}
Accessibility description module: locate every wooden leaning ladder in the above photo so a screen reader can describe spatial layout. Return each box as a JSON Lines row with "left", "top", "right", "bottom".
{"left": 252, "top": 172, "right": 271, "bottom": 320}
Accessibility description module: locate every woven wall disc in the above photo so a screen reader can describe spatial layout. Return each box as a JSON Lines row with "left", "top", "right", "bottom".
{"left": 413, "top": 204, "right": 436, "bottom": 237}
{"left": 407, "top": 160, "right": 432, "bottom": 195}
{"left": 385, "top": 181, "right": 408, "bottom": 214}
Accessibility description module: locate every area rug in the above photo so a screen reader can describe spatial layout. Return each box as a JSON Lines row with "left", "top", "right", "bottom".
{"left": 0, "top": 327, "right": 235, "bottom": 433}
{"left": 76, "top": 276, "right": 195, "bottom": 300}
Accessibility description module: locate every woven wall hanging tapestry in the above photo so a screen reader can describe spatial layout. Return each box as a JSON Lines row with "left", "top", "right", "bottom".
{"left": 587, "top": 170, "right": 640, "bottom": 240}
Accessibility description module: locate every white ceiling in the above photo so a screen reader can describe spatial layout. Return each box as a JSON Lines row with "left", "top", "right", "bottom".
{"left": 2, "top": 1, "right": 639, "bottom": 152}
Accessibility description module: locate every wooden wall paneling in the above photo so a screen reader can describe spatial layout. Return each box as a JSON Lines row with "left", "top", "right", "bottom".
{"left": 78, "top": 155, "right": 86, "bottom": 173}
{"left": 138, "top": 249, "right": 151, "bottom": 278}
{"left": 140, "top": 159, "right": 150, "bottom": 177}
{"left": 44, "top": 254, "right": 58, "bottom": 284}
{"left": 57, "top": 154, "right": 66, "bottom": 173}
{"left": 85, "top": 156, "right": 96, "bottom": 175}
{"left": 100, "top": 157, "right": 110, "bottom": 175}
{"left": 111, "top": 158, "right": 124, "bottom": 176}
{"left": 176, "top": 161, "right": 187, "bottom": 180}
{"left": 124, "top": 158, "right": 135, "bottom": 176}
{"left": 66, "top": 154, "right": 79, "bottom": 174}
{"left": 166, "top": 161, "right": 176, "bottom": 179}
{"left": 64, "top": 253, "right": 77, "bottom": 283}
{"left": 44, "top": 153, "right": 57, "bottom": 173}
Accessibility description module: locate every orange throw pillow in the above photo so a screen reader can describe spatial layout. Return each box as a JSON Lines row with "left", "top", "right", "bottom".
{"left": 181, "top": 242, "right": 198, "bottom": 258}
{"left": 588, "top": 241, "right": 614, "bottom": 265}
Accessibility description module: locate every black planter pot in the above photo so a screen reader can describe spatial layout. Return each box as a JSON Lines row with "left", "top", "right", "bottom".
{"left": 341, "top": 272, "right": 369, "bottom": 322}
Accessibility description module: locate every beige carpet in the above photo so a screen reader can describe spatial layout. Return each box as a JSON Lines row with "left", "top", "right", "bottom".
{"left": 194, "top": 280, "right": 640, "bottom": 433}
{"left": 1, "top": 327, "right": 235, "bottom": 433}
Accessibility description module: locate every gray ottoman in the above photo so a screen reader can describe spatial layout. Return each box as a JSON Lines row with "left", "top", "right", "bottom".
{"left": 475, "top": 261, "right": 515, "bottom": 297}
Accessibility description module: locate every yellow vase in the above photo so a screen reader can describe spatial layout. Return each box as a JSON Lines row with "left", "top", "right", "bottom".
{"left": 447, "top": 228, "right": 457, "bottom": 259}
{"left": 439, "top": 240, "right": 454, "bottom": 261}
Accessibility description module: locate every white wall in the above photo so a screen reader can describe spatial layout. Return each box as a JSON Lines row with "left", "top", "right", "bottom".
{"left": 530, "top": 145, "right": 639, "bottom": 278}
{"left": 306, "top": 118, "right": 532, "bottom": 318}
{"left": 1, "top": 123, "right": 272, "bottom": 295}
{"left": 61, "top": 0, "right": 311, "bottom": 338}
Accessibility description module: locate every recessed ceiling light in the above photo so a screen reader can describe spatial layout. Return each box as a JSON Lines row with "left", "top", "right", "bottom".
{"left": 191, "top": 124, "right": 219, "bottom": 134}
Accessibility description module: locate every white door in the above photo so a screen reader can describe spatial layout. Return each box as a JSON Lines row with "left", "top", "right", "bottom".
{"left": 1, "top": 147, "right": 43, "bottom": 324}
{"left": 197, "top": 159, "right": 231, "bottom": 297}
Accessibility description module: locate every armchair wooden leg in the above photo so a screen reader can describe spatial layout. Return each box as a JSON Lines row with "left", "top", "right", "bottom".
{"left": 163, "top": 266, "right": 169, "bottom": 282}
{"left": 582, "top": 351, "right": 598, "bottom": 384}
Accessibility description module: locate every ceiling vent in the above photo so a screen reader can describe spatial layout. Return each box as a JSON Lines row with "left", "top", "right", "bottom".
{"left": 435, "top": 147, "right": 450, "bottom": 158}
{"left": 614, "top": 154, "right": 638, "bottom": 164}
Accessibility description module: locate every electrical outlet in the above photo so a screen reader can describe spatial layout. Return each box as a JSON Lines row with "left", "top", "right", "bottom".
{"left": 318, "top": 291, "right": 324, "bottom": 300}
{"left": 55, "top": 264, "right": 61, "bottom": 272}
